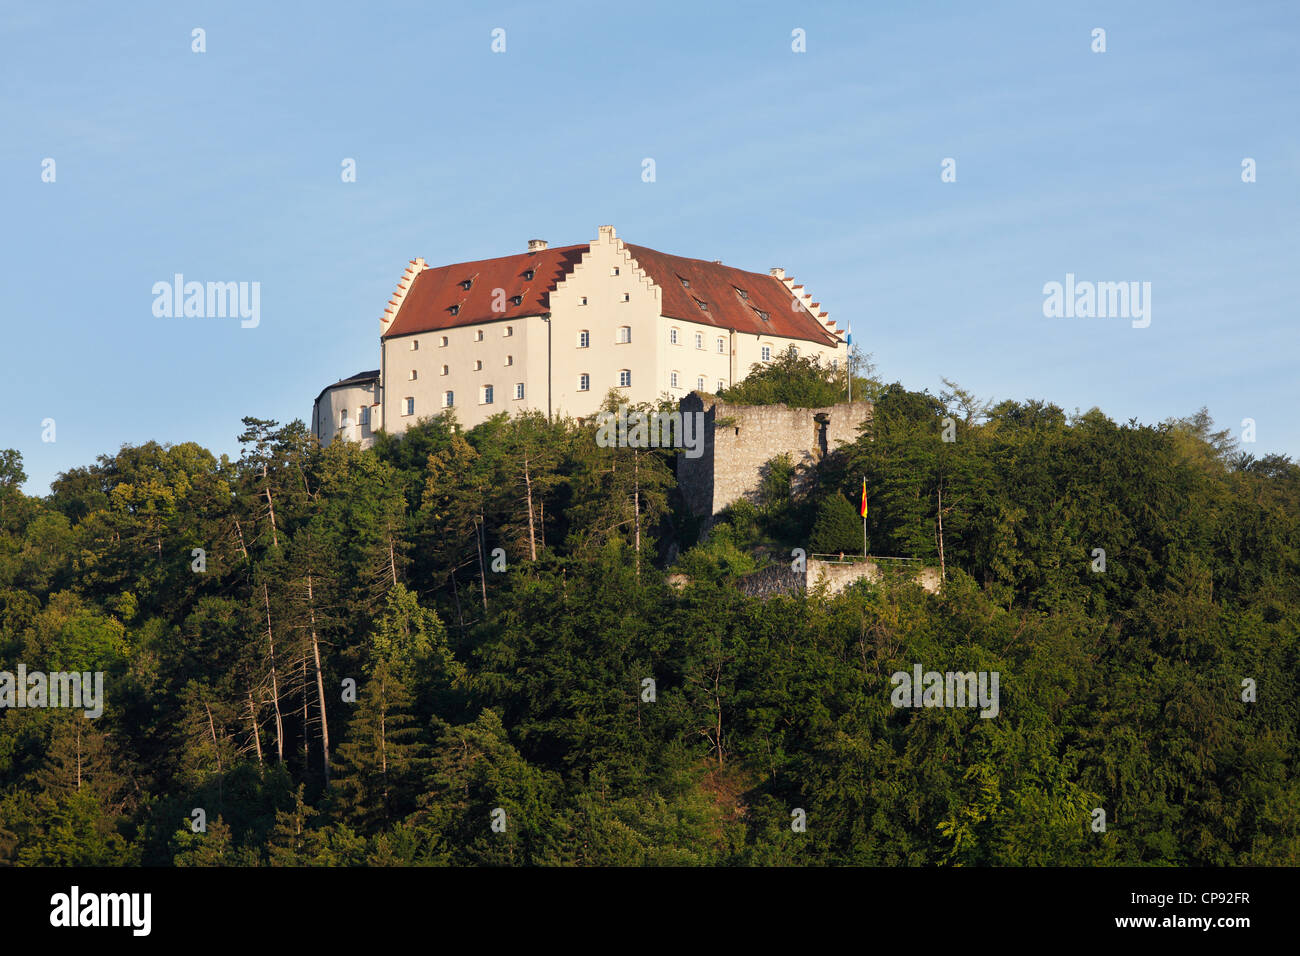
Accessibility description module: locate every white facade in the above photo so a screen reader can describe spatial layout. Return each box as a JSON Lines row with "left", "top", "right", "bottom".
{"left": 311, "top": 372, "right": 379, "bottom": 449}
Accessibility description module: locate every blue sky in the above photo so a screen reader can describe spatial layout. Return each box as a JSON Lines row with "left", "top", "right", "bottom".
{"left": 2, "top": 0, "right": 1296, "bottom": 493}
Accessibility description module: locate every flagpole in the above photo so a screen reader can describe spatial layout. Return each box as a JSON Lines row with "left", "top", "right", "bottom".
{"left": 861, "top": 474, "right": 867, "bottom": 558}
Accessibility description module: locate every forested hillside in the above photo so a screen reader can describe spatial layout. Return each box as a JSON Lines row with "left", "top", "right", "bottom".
{"left": 1, "top": 360, "right": 1297, "bottom": 866}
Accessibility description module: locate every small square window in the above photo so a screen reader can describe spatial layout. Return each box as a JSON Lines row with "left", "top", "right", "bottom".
{"left": 409, "top": 369, "right": 417, "bottom": 381}
{"left": 441, "top": 364, "right": 449, "bottom": 376}
{"left": 475, "top": 329, "right": 484, "bottom": 342}
{"left": 611, "top": 267, "right": 620, "bottom": 276}
{"left": 504, "top": 325, "right": 513, "bottom": 336}
{"left": 410, "top": 339, "right": 419, "bottom": 350}
{"left": 580, "top": 296, "right": 588, "bottom": 306}
{"left": 474, "top": 360, "right": 483, "bottom": 371}
{"left": 505, "top": 355, "right": 513, "bottom": 366}
{"left": 622, "top": 292, "right": 630, "bottom": 302}
{"left": 440, "top": 336, "right": 449, "bottom": 347}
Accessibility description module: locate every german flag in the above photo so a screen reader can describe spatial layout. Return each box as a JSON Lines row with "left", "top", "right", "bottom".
{"left": 859, "top": 476, "right": 868, "bottom": 518}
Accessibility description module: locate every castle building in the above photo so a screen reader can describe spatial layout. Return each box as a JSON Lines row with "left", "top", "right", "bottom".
{"left": 312, "top": 225, "right": 847, "bottom": 447}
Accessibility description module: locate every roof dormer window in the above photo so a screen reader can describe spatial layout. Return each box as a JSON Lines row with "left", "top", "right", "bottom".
{"left": 461, "top": 279, "right": 473, "bottom": 290}
{"left": 511, "top": 295, "right": 522, "bottom": 306}
{"left": 735, "top": 287, "right": 748, "bottom": 299}
{"left": 449, "top": 304, "right": 459, "bottom": 316}
{"left": 523, "top": 269, "right": 534, "bottom": 281}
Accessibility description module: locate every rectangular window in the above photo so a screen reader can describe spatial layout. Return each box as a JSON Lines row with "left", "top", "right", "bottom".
{"left": 716, "top": 337, "right": 724, "bottom": 353}
{"left": 403, "top": 397, "right": 414, "bottom": 416}
{"left": 411, "top": 340, "right": 419, "bottom": 350}
{"left": 622, "top": 292, "right": 630, "bottom": 302}
{"left": 475, "top": 330, "right": 484, "bottom": 341}
{"left": 617, "top": 326, "right": 631, "bottom": 343}
{"left": 514, "top": 383, "right": 524, "bottom": 400}
{"left": 474, "top": 360, "right": 483, "bottom": 371}
{"left": 611, "top": 267, "right": 620, "bottom": 276}
{"left": 579, "top": 373, "right": 590, "bottom": 391}
{"left": 443, "top": 391, "right": 454, "bottom": 408}
{"left": 697, "top": 376, "right": 705, "bottom": 391}
{"left": 717, "top": 378, "right": 725, "bottom": 392}
{"left": 409, "top": 369, "right": 417, "bottom": 380}
{"left": 618, "top": 370, "right": 631, "bottom": 387}
{"left": 504, "top": 326, "right": 513, "bottom": 337}
{"left": 694, "top": 333, "right": 703, "bottom": 349}
{"left": 440, "top": 336, "right": 448, "bottom": 347}
{"left": 761, "top": 346, "right": 771, "bottom": 361}
{"left": 482, "top": 385, "right": 494, "bottom": 404}
{"left": 670, "top": 371, "right": 679, "bottom": 388}
{"left": 359, "top": 406, "right": 370, "bottom": 426}
{"left": 670, "top": 329, "right": 678, "bottom": 345}
{"left": 578, "top": 330, "right": 590, "bottom": 348}
{"left": 340, "top": 409, "right": 349, "bottom": 427}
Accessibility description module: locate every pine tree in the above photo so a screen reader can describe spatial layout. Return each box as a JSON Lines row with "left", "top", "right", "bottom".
{"left": 810, "top": 493, "right": 863, "bottom": 554}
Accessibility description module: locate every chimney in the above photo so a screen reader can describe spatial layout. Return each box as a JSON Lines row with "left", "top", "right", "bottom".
{"left": 528, "top": 239, "right": 548, "bottom": 252}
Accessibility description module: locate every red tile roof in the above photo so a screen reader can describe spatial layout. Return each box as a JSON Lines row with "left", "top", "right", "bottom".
{"left": 381, "top": 238, "right": 841, "bottom": 347}
{"left": 623, "top": 244, "right": 839, "bottom": 347}
{"left": 382, "top": 245, "right": 587, "bottom": 337}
